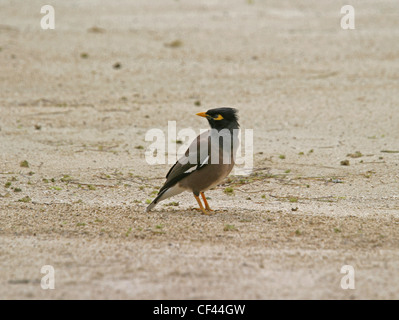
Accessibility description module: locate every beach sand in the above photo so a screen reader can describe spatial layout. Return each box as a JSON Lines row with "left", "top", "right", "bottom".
{"left": 1, "top": 0, "right": 398, "bottom": 299}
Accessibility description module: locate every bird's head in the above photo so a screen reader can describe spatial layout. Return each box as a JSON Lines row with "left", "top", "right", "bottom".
{"left": 196, "top": 107, "right": 239, "bottom": 131}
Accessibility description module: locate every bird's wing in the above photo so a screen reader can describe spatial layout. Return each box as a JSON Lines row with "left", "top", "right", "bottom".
{"left": 160, "top": 131, "right": 210, "bottom": 194}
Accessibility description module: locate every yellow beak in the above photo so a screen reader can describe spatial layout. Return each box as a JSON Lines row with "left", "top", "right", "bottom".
{"left": 196, "top": 112, "right": 208, "bottom": 118}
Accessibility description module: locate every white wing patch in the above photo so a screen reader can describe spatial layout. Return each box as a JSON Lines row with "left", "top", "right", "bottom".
{"left": 199, "top": 155, "right": 209, "bottom": 167}
{"left": 184, "top": 166, "right": 197, "bottom": 174}
{"left": 184, "top": 155, "right": 209, "bottom": 174}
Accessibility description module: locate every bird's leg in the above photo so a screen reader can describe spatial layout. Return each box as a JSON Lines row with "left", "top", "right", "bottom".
{"left": 194, "top": 194, "right": 210, "bottom": 215}
{"left": 200, "top": 192, "right": 213, "bottom": 211}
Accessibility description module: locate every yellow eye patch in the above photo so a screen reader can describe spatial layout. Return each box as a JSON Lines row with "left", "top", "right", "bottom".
{"left": 213, "top": 114, "right": 224, "bottom": 120}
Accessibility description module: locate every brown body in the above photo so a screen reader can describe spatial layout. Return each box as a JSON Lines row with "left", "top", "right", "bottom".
{"left": 178, "top": 150, "right": 235, "bottom": 195}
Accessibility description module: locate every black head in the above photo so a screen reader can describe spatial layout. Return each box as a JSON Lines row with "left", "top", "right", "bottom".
{"left": 196, "top": 107, "right": 239, "bottom": 131}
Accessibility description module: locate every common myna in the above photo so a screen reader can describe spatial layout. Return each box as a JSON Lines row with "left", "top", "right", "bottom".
{"left": 146, "top": 107, "right": 239, "bottom": 214}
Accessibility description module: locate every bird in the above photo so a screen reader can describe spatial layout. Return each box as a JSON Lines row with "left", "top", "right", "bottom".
{"left": 146, "top": 107, "right": 240, "bottom": 214}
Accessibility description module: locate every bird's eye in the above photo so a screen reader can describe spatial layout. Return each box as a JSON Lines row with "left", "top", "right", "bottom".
{"left": 213, "top": 114, "right": 224, "bottom": 120}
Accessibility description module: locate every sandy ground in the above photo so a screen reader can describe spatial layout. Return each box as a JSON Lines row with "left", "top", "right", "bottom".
{"left": 1, "top": 0, "right": 399, "bottom": 299}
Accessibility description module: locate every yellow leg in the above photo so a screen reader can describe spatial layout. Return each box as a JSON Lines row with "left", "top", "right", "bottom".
{"left": 194, "top": 194, "right": 210, "bottom": 215}
{"left": 200, "top": 192, "right": 213, "bottom": 211}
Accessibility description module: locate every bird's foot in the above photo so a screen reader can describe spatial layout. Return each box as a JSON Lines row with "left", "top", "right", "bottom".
{"left": 192, "top": 207, "right": 213, "bottom": 215}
